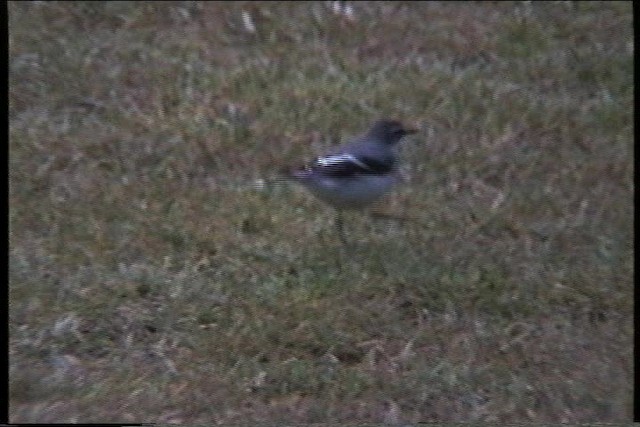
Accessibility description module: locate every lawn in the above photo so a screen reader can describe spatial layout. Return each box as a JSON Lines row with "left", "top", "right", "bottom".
{"left": 9, "top": 1, "right": 633, "bottom": 424}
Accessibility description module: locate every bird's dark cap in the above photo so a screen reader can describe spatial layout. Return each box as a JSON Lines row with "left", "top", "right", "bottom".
{"left": 368, "top": 119, "right": 418, "bottom": 141}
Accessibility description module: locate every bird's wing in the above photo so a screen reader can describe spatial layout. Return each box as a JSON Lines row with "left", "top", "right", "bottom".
{"left": 311, "top": 152, "right": 393, "bottom": 176}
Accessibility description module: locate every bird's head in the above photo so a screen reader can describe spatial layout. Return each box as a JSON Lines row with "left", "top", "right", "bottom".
{"left": 367, "top": 120, "right": 417, "bottom": 144}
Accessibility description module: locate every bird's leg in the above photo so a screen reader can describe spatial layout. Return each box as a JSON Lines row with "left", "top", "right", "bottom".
{"left": 334, "top": 209, "right": 352, "bottom": 270}
{"left": 335, "top": 209, "right": 348, "bottom": 247}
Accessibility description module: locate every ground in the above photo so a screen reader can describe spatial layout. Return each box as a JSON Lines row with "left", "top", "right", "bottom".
{"left": 9, "top": 1, "right": 633, "bottom": 424}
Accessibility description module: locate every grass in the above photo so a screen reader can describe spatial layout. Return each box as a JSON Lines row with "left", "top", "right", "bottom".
{"left": 9, "top": 1, "right": 633, "bottom": 424}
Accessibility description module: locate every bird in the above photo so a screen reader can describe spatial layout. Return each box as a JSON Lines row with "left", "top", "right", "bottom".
{"left": 287, "top": 119, "right": 417, "bottom": 245}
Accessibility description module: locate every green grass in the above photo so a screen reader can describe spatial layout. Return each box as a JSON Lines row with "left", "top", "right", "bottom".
{"left": 9, "top": 1, "right": 633, "bottom": 424}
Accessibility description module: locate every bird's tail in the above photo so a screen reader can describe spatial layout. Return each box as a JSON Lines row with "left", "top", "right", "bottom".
{"left": 279, "top": 165, "right": 312, "bottom": 181}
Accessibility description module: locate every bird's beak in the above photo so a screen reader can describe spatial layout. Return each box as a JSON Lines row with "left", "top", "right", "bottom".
{"left": 404, "top": 128, "right": 418, "bottom": 135}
